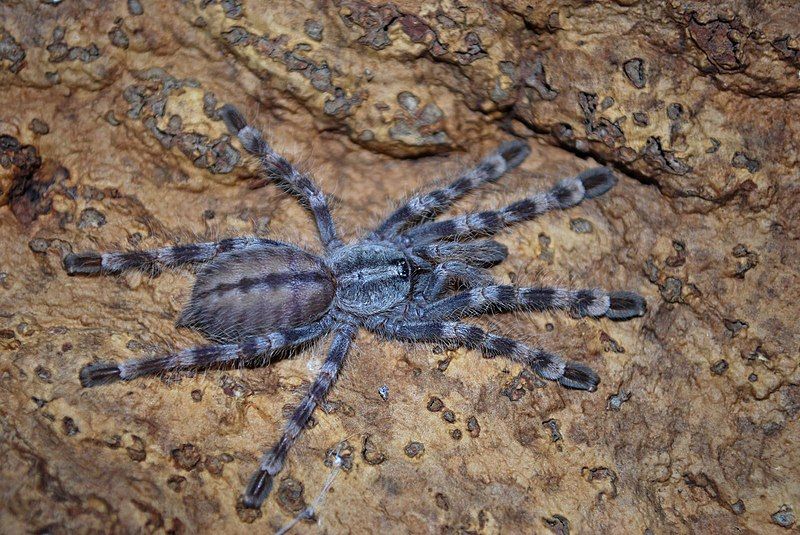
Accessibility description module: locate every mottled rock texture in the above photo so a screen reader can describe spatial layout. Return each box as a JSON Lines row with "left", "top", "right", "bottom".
{"left": 1, "top": 1, "right": 798, "bottom": 533}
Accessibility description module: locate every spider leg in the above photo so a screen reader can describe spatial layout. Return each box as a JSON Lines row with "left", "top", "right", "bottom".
{"left": 220, "top": 104, "right": 342, "bottom": 251}
{"left": 422, "top": 285, "right": 646, "bottom": 321}
{"left": 79, "top": 320, "right": 330, "bottom": 387}
{"left": 63, "top": 237, "right": 274, "bottom": 276}
{"left": 401, "top": 167, "right": 617, "bottom": 244}
{"left": 416, "top": 261, "right": 496, "bottom": 302}
{"left": 243, "top": 323, "right": 356, "bottom": 509}
{"left": 412, "top": 240, "right": 508, "bottom": 268}
{"left": 373, "top": 140, "right": 531, "bottom": 238}
{"left": 366, "top": 318, "right": 598, "bottom": 391}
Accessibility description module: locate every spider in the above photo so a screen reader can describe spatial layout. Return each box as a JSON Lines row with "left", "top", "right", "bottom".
{"left": 64, "top": 104, "right": 646, "bottom": 510}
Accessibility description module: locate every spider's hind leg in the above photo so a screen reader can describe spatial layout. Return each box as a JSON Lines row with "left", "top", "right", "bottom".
{"left": 64, "top": 237, "right": 265, "bottom": 276}
{"left": 367, "top": 318, "right": 600, "bottom": 391}
{"left": 79, "top": 321, "right": 329, "bottom": 387}
{"left": 243, "top": 324, "right": 356, "bottom": 509}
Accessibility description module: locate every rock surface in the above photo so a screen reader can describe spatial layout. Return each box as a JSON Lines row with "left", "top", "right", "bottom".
{"left": 1, "top": 1, "right": 798, "bottom": 533}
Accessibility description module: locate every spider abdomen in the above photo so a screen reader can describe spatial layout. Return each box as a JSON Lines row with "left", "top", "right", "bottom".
{"left": 178, "top": 240, "right": 335, "bottom": 342}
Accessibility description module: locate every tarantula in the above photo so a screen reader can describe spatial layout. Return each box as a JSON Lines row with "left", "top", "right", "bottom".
{"left": 64, "top": 104, "right": 645, "bottom": 509}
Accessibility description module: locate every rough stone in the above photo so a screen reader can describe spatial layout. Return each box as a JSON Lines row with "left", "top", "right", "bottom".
{"left": 0, "top": 2, "right": 797, "bottom": 534}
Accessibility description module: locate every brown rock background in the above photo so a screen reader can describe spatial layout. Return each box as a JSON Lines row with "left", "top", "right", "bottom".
{"left": 1, "top": 1, "right": 798, "bottom": 533}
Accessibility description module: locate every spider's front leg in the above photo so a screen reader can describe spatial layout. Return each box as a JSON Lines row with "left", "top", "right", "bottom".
{"left": 63, "top": 237, "right": 269, "bottom": 276}
{"left": 374, "top": 140, "right": 531, "bottom": 238}
{"left": 79, "top": 320, "right": 330, "bottom": 386}
{"left": 422, "top": 285, "right": 646, "bottom": 321}
{"left": 401, "top": 166, "right": 618, "bottom": 244}
{"left": 366, "top": 318, "right": 599, "bottom": 391}
{"left": 220, "top": 104, "right": 343, "bottom": 251}
{"left": 243, "top": 323, "right": 356, "bottom": 509}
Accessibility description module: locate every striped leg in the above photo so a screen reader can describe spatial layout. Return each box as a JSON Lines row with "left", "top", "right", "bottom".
{"left": 79, "top": 320, "right": 330, "bottom": 387}
{"left": 417, "top": 261, "right": 495, "bottom": 301}
{"left": 64, "top": 237, "right": 271, "bottom": 276}
{"left": 401, "top": 167, "right": 617, "bottom": 244}
{"left": 422, "top": 285, "right": 646, "bottom": 320}
{"left": 374, "top": 140, "right": 531, "bottom": 238}
{"left": 243, "top": 324, "right": 356, "bottom": 509}
{"left": 220, "top": 105, "right": 342, "bottom": 251}
{"left": 412, "top": 240, "right": 508, "bottom": 268}
{"left": 367, "top": 318, "right": 598, "bottom": 391}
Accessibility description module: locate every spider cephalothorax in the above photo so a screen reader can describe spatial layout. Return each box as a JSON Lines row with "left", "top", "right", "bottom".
{"left": 64, "top": 104, "right": 645, "bottom": 509}
{"left": 330, "top": 243, "right": 412, "bottom": 314}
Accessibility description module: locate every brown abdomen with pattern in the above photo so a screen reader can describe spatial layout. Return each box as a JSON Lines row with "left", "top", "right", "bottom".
{"left": 178, "top": 241, "right": 335, "bottom": 343}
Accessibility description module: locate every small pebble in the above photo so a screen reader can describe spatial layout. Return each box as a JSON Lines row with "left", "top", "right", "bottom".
{"left": 30, "top": 118, "right": 50, "bottom": 135}
{"left": 607, "top": 390, "right": 631, "bottom": 411}
{"left": 404, "top": 441, "right": 424, "bottom": 458}
{"left": 397, "top": 91, "right": 419, "bottom": 113}
{"left": 633, "top": 112, "right": 649, "bottom": 126}
{"left": 710, "top": 359, "right": 728, "bottom": 375}
{"left": 78, "top": 207, "right": 106, "bottom": 229}
{"left": 427, "top": 396, "right": 444, "bottom": 412}
{"left": 62, "top": 416, "right": 80, "bottom": 436}
{"left": 623, "top": 58, "right": 646, "bottom": 88}
{"left": 771, "top": 505, "right": 796, "bottom": 528}
{"left": 127, "top": 0, "right": 143, "bottom": 16}
{"left": 467, "top": 416, "right": 481, "bottom": 438}
{"left": 667, "top": 103, "right": 683, "bottom": 120}
{"left": 304, "top": 19, "right": 323, "bottom": 41}
{"left": 570, "top": 218, "right": 593, "bottom": 234}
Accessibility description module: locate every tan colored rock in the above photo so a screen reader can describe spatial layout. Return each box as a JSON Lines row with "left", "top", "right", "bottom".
{"left": 0, "top": 1, "right": 797, "bottom": 533}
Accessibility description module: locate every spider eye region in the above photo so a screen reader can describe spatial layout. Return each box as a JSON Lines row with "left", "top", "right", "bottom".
{"left": 331, "top": 244, "right": 412, "bottom": 315}
{"left": 394, "top": 259, "right": 410, "bottom": 278}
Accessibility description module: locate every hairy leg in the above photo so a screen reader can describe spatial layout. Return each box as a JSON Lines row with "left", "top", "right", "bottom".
{"left": 79, "top": 320, "right": 331, "bottom": 387}
{"left": 243, "top": 323, "right": 356, "bottom": 508}
{"left": 366, "top": 318, "right": 598, "bottom": 391}
{"left": 421, "top": 285, "right": 646, "bottom": 320}
{"left": 373, "top": 141, "right": 530, "bottom": 238}
{"left": 401, "top": 167, "right": 617, "bottom": 244}
{"left": 411, "top": 240, "right": 508, "bottom": 268}
{"left": 416, "top": 261, "right": 495, "bottom": 302}
{"left": 220, "top": 104, "right": 342, "bottom": 250}
{"left": 64, "top": 237, "right": 273, "bottom": 276}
